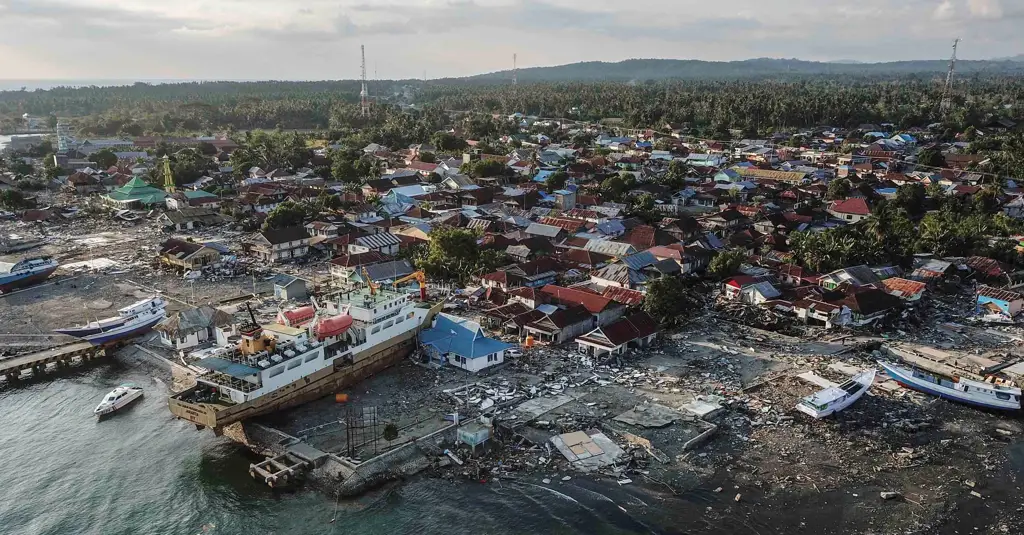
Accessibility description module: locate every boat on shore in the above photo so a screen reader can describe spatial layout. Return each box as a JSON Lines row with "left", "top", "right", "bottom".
{"left": 878, "top": 360, "right": 1021, "bottom": 411}
{"left": 94, "top": 384, "right": 144, "bottom": 418}
{"left": 0, "top": 257, "right": 59, "bottom": 293}
{"left": 55, "top": 296, "right": 167, "bottom": 345}
{"left": 796, "top": 369, "right": 876, "bottom": 418}
{"left": 169, "top": 285, "right": 442, "bottom": 434}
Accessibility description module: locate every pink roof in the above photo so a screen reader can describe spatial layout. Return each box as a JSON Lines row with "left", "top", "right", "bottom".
{"left": 829, "top": 198, "right": 871, "bottom": 216}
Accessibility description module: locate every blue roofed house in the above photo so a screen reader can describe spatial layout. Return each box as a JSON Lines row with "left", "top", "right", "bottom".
{"left": 419, "top": 313, "right": 513, "bottom": 373}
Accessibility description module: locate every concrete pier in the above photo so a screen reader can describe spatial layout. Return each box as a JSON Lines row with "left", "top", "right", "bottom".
{"left": 0, "top": 342, "right": 105, "bottom": 383}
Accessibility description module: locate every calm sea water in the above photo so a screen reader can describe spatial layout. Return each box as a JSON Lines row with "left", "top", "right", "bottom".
{"left": 0, "top": 357, "right": 662, "bottom": 535}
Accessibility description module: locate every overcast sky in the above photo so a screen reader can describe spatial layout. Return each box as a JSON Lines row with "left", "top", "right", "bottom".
{"left": 0, "top": 0, "right": 1021, "bottom": 81}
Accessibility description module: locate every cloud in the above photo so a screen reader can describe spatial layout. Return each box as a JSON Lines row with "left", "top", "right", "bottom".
{"left": 0, "top": 0, "right": 1022, "bottom": 80}
{"left": 967, "top": 0, "right": 1002, "bottom": 18}
{"left": 934, "top": 0, "right": 956, "bottom": 20}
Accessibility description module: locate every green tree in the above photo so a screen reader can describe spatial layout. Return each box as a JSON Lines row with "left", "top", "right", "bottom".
{"left": 643, "top": 276, "right": 703, "bottom": 328}
{"left": 419, "top": 152, "right": 437, "bottom": 164}
{"left": 89, "top": 148, "right": 119, "bottom": 169}
{"left": 826, "top": 178, "right": 852, "bottom": 200}
{"left": 917, "top": 148, "right": 945, "bottom": 168}
{"left": 708, "top": 249, "right": 747, "bottom": 279}
{"left": 414, "top": 227, "right": 506, "bottom": 282}
{"left": 0, "top": 190, "right": 31, "bottom": 209}
{"left": 263, "top": 201, "right": 307, "bottom": 230}
{"left": 893, "top": 183, "right": 926, "bottom": 216}
{"left": 430, "top": 132, "right": 467, "bottom": 152}
{"left": 196, "top": 141, "right": 218, "bottom": 156}
{"left": 545, "top": 170, "right": 568, "bottom": 191}
{"left": 382, "top": 422, "right": 399, "bottom": 445}
{"left": 464, "top": 159, "right": 505, "bottom": 178}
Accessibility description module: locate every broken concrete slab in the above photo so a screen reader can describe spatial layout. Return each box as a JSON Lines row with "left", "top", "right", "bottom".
{"left": 683, "top": 399, "right": 724, "bottom": 420}
{"left": 827, "top": 362, "right": 862, "bottom": 377}
{"left": 613, "top": 403, "right": 687, "bottom": 428}
{"left": 796, "top": 371, "right": 838, "bottom": 389}
{"left": 550, "top": 429, "right": 624, "bottom": 472}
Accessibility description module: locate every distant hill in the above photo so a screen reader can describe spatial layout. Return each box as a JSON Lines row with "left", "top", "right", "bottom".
{"left": 463, "top": 57, "right": 1024, "bottom": 82}
{"left": 994, "top": 54, "right": 1024, "bottom": 62}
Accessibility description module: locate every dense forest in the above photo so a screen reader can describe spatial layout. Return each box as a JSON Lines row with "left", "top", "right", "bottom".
{"left": 463, "top": 57, "right": 1024, "bottom": 83}
{"left": 1, "top": 75, "right": 1023, "bottom": 142}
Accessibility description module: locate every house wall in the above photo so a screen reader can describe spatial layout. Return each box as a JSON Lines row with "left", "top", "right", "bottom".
{"left": 159, "top": 328, "right": 210, "bottom": 351}
{"left": 828, "top": 209, "right": 870, "bottom": 224}
{"left": 977, "top": 296, "right": 1023, "bottom": 317}
{"left": 446, "top": 350, "right": 505, "bottom": 373}
{"left": 595, "top": 306, "right": 626, "bottom": 327}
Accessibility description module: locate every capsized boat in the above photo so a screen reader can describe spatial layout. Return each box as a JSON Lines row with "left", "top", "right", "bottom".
{"left": 0, "top": 257, "right": 59, "bottom": 293}
{"left": 94, "top": 384, "right": 144, "bottom": 418}
{"left": 878, "top": 360, "right": 1022, "bottom": 411}
{"left": 55, "top": 296, "right": 167, "bottom": 345}
{"left": 796, "top": 369, "right": 876, "bottom": 418}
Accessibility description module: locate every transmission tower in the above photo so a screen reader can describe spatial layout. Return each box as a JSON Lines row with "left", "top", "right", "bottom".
{"left": 360, "top": 45, "right": 370, "bottom": 118}
{"left": 940, "top": 38, "right": 961, "bottom": 116}
{"left": 513, "top": 53, "right": 518, "bottom": 86}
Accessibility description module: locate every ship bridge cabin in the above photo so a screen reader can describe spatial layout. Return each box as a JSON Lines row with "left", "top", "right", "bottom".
{"left": 321, "top": 286, "right": 419, "bottom": 346}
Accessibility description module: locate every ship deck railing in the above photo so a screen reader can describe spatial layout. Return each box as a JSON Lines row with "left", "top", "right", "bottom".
{"left": 199, "top": 371, "right": 261, "bottom": 394}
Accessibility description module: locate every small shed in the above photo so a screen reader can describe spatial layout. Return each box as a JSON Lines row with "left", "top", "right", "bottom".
{"left": 272, "top": 275, "right": 308, "bottom": 301}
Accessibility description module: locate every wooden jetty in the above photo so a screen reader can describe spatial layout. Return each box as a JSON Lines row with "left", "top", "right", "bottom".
{"left": 0, "top": 341, "right": 106, "bottom": 382}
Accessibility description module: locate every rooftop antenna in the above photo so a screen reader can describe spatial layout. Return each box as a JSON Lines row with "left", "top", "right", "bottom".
{"left": 360, "top": 44, "right": 370, "bottom": 118}
{"left": 940, "top": 37, "right": 960, "bottom": 117}
{"left": 513, "top": 53, "right": 518, "bottom": 86}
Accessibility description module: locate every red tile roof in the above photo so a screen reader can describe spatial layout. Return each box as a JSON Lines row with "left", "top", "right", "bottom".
{"left": 540, "top": 285, "right": 616, "bottom": 314}
{"left": 829, "top": 197, "right": 871, "bottom": 216}
{"left": 539, "top": 217, "right": 586, "bottom": 232}
{"left": 880, "top": 277, "right": 927, "bottom": 299}
{"left": 602, "top": 286, "right": 645, "bottom": 307}
{"left": 582, "top": 312, "right": 658, "bottom": 347}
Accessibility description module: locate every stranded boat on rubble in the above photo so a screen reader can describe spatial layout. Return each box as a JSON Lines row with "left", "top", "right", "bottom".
{"left": 169, "top": 285, "right": 442, "bottom": 434}
{"left": 55, "top": 296, "right": 167, "bottom": 345}
{"left": 879, "top": 360, "right": 1022, "bottom": 411}
{"left": 796, "top": 369, "right": 876, "bottom": 418}
{"left": 0, "top": 257, "right": 59, "bottom": 293}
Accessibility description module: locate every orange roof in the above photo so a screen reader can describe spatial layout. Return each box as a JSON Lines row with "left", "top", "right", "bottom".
{"left": 880, "top": 277, "right": 926, "bottom": 299}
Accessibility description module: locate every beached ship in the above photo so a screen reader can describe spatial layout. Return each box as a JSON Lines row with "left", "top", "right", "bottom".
{"left": 0, "top": 257, "right": 59, "bottom": 293}
{"left": 55, "top": 296, "right": 167, "bottom": 345}
{"left": 879, "top": 360, "right": 1022, "bottom": 411}
{"left": 169, "top": 285, "right": 442, "bottom": 434}
{"left": 796, "top": 369, "right": 875, "bottom": 418}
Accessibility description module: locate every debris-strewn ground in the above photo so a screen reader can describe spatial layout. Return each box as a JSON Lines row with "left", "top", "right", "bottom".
{"left": 253, "top": 312, "right": 1024, "bottom": 534}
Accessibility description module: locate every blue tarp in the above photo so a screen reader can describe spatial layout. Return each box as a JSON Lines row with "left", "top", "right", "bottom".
{"left": 533, "top": 170, "right": 555, "bottom": 183}
{"left": 420, "top": 314, "right": 512, "bottom": 360}
{"left": 197, "top": 357, "right": 260, "bottom": 378}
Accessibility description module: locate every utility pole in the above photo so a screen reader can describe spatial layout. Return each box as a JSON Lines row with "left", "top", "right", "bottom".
{"left": 940, "top": 37, "right": 960, "bottom": 117}
{"left": 360, "top": 45, "right": 370, "bottom": 118}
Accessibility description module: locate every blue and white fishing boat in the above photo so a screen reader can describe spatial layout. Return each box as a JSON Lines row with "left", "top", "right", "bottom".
{"left": 878, "top": 360, "right": 1022, "bottom": 411}
{"left": 55, "top": 297, "right": 167, "bottom": 345}
{"left": 0, "top": 257, "right": 59, "bottom": 293}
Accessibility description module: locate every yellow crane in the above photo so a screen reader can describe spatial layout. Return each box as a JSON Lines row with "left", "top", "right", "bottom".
{"left": 362, "top": 267, "right": 380, "bottom": 296}
{"left": 392, "top": 270, "right": 427, "bottom": 301}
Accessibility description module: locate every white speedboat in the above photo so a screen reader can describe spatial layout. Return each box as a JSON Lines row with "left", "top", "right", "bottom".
{"left": 94, "top": 384, "right": 144, "bottom": 418}
{"left": 796, "top": 369, "right": 876, "bottom": 418}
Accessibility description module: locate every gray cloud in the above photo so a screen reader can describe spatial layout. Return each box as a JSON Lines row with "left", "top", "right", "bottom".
{"left": 0, "top": 0, "right": 1020, "bottom": 80}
